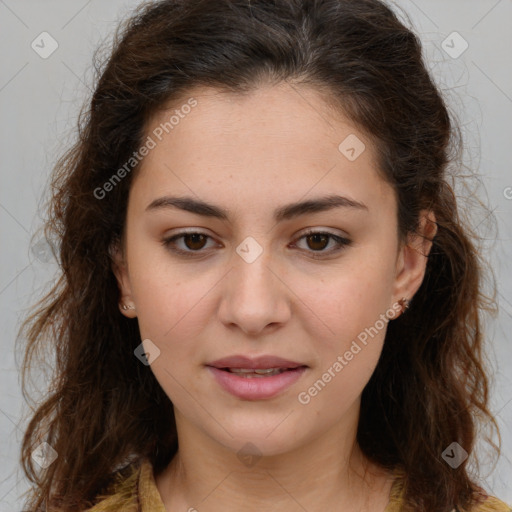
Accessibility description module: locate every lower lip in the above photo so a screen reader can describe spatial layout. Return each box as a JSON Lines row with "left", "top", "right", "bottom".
{"left": 206, "top": 366, "right": 307, "bottom": 400}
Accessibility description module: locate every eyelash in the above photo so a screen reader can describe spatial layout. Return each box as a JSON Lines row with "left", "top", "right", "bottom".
{"left": 161, "top": 229, "right": 352, "bottom": 259}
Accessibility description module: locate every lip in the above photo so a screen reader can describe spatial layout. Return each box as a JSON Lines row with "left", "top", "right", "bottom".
{"left": 206, "top": 355, "right": 308, "bottom": 400}
{"left": 207, "top": 355, "right": 305, "bottom": 370}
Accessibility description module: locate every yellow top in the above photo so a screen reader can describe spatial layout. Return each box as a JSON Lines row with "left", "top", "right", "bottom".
{"left": 86, "top": 458, "right": 511, "bottom": 512}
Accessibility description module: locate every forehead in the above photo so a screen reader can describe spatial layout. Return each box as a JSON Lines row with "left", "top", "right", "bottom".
{"left": 143, "top": 82, "right": 373, "bottom": 160}
{"left": 131, "top": 83, "right": 393, "bottom": 218}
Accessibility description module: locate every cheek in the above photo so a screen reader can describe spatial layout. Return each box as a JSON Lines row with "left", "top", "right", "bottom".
{"left": 306, "top": 256, "right": 395, "bottom": 344}
{"left": 297, "top": 251, "right": 395, "bottom": 399}
{"left": 125, "top": 228, "right": 218, "bottom": 341}
{"left": 133, "top": 272, "right": 212, "bottom": 344}
{"left": 130, "top": 267, "right": 213, "bottom": 405}
{"left": 297, "top": 280, "right": 390, "bottom": 418}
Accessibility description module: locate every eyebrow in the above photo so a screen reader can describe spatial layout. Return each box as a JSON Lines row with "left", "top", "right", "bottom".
{"left": 145, "top": 194, "right": 368, "bottom": 222}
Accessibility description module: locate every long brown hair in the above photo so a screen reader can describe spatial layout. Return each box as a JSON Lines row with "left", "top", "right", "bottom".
{"left": 18, "top": 0, "right": 500, "bottom": 510}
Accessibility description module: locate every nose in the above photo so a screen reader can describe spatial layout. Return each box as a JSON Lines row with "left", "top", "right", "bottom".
{"left": 217, "top": 244, "right": 291, "bottom": 337}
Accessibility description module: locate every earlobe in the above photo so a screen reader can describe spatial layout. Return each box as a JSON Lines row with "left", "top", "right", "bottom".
{"left": 392, "top": 210, "right": 437, "bottom": 307}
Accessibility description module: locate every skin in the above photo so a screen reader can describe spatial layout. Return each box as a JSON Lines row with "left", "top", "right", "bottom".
{"left": 112, "top": 82, "right": 437, "bottom": 511}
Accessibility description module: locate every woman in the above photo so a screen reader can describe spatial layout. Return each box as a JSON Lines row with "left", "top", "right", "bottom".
{"left": 18, "top": 0, "right": 510, "bottom": 510}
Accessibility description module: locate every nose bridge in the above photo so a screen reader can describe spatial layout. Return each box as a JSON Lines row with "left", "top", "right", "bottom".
{"left": 219, "top": 235, "right": 290, "bottom": 333}
{"left": 233, "top": 235, "right": 278, "bottom": 300}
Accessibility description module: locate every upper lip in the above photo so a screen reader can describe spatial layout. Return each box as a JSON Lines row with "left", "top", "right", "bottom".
{"left": 206, "top": 355, "right": 307, "bottom": 370}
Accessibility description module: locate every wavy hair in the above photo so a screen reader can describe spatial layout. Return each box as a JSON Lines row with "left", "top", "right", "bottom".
{"left": 18, "top": 0, "right": 500, "bottom": 510}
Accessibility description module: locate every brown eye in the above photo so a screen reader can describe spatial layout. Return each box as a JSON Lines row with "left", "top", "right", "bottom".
{"left": 294, "top": 230, "right": 352, "bottom": 258}
{"left": 182, "top": 233, "right": 208, "bottom": 250}
{"left": 162, "top": 231, "right": 215, "bottom": 256}
{"left": 305, "top": 233, "right": 330, "bottom": 251}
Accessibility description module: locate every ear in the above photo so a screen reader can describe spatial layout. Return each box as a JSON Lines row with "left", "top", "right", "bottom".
{"left": 392, "top": 209, "right": 437, "bottom": 309}
{"left": 109, "top": 238, "right": 137, "bottom": 318}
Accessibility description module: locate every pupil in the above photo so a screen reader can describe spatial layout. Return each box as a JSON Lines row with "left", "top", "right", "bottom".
{"left": 185, "top": 233, "right": 206, "bottom": 250}
{"left": 308, "top": 233, "right": 328, "bottom": 250}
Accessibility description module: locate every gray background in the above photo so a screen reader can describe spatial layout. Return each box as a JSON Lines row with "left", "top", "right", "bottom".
{"left": 0, "top": 0, "right": 511, "bottom": 509}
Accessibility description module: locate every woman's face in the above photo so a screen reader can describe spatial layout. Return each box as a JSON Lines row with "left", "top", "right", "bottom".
{"left": 113, "top": 82, "right": 430, "bottom": 457}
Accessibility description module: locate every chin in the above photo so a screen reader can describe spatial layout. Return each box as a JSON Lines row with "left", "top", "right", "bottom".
{"left": 216, "top": 427, "right": 304, "bottom": 460}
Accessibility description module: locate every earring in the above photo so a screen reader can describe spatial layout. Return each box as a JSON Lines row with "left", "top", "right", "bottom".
{"left": 121, "top": 303, "right": 135, "bottom": 311}
{"left": 399, "top": 297, "right": 411, "bottom": 313}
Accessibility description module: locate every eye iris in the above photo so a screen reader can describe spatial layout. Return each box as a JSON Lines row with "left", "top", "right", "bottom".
{"left": 307, "top": 233, "right": 329, "bottom": 251}
{"left": 184, "top": 233, "right": 207, "bottom": 250}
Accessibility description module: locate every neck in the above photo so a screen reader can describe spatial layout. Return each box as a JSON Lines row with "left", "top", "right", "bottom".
{"left": 155, "top": 406, "right": 395, "bottom": 511}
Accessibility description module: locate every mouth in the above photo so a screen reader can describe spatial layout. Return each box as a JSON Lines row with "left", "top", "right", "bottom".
{"left": 206, "top": 354, "right": 307, "bottom": 371}
{"left": 205, "top": 355, "right": 308, "bottom": 400}
{"left": 215, "top": 367, "right": 306, "bottom": 377}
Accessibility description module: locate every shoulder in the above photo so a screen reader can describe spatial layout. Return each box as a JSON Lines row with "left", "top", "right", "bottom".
{"left": 465, "top": 494, "right": 512, "bottom": 511}
{"left": 385, "top": 469, "right": 511, "bottom": 512}
{"left": 84, "top": 459, "right": 142, "bottom": 512}
{"left": 84, "top": 457, "right": 167, "bottom": 512}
